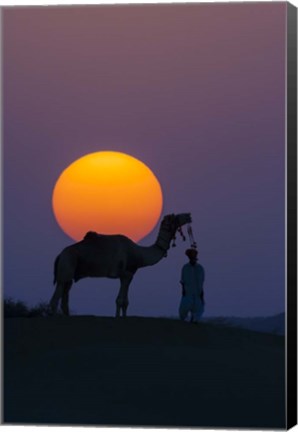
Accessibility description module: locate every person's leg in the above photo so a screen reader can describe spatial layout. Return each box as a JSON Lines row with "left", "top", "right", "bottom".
{"left": 192, "top": 298, "right": 205, "bottom": 323}
{"left": 179, "top": 296, "right": 191, "bottom": 321}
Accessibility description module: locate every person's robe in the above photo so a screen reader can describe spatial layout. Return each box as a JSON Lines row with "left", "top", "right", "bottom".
{"left": 179, "top": 262, "right": 205, "bottom": 321}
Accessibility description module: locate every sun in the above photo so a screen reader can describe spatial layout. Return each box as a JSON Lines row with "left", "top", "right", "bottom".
{"left": 52, "top": 151, "right": 163, "bottom": 242}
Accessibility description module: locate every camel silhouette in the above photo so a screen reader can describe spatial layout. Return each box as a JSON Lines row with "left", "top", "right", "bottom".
{"left": 49, "top": 213, "right": 191, "bottom": 317}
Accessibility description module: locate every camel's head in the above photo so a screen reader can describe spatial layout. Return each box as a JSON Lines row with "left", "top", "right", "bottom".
{"left": 158, "top": 213, "right": 192, "bottom": 253}
{"left": 174, "top": 213, "right": 192, "bottom": 228}
{"left": 161, "top": 213, "right": 192, "bottom": 235}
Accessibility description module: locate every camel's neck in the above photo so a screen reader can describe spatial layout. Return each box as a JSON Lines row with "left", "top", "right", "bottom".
{"left": 136, "top": 226, "right": 174, "bottom": 268}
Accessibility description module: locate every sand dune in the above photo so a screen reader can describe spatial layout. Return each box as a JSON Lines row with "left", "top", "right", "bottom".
{"left": 203, "top": 312, "right": 285, "bottom": 335}
{"left": 4, "top": 316, "right": 285, "bottom": 428}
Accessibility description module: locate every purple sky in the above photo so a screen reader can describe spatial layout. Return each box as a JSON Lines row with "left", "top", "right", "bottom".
{"left": 3, "top": 3, "right": 286, "bottom": 317}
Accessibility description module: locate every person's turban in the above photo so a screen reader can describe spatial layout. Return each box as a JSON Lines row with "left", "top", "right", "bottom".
{"left": 185, "top": 248, "right": 198, "bottom": 259}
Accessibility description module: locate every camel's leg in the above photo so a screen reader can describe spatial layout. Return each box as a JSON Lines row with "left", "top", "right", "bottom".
{"left": 61, "top": 281, "right": 72, "bottom": 316}
{"left": 116, "top": 273, "right": 133, "bottom": 318}
{"left": 49, "top": 283, "right": 64, "bottom": 314}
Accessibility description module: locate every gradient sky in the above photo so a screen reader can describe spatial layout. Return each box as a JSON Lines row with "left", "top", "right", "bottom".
{"left": 3, "top": 2, "right": 286, "bottom": 317}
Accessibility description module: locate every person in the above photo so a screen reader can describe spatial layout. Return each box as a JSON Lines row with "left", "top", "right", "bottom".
{"left": 179, "top": 248, "right": 205, "bottom": 323}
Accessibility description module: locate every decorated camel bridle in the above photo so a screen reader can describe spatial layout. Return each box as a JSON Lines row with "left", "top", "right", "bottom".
{"left": 172, "top": 222, "right": 197, "bottom": 249}
{"left": 160, "top": 214, "right": 197, "bottom": 254}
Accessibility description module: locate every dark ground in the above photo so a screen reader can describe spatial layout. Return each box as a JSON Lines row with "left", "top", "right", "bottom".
{"left": 3, "top": 316, "right": 285, "bottom": 428}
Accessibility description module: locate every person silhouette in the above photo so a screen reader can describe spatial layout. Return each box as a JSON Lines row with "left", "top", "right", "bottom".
{"left": 179, "top": 248, "right": 205, "bottom": 323}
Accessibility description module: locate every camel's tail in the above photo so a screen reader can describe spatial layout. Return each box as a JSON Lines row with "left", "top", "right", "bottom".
{"left": 53, "top": 255, "right": 60, "bottom": 285}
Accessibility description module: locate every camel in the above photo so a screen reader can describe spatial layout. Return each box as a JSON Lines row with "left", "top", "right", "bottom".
{"left": 49, "top": 213, "right": 192, "bottom": 317}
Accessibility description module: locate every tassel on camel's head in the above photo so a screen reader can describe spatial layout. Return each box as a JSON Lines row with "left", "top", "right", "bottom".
{"left": 171, "top": 218, "right": 197, "bottom": 251}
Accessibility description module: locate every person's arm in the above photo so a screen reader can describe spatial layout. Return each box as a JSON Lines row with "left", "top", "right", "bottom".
{"left": 200, "top": 290, "right": 205, "bottom": 304}
{"left": 180, "top": 266, "right": 186, "bottom": 296}
{"left": 200, "top": 266, "right": 205, "bottom": 304}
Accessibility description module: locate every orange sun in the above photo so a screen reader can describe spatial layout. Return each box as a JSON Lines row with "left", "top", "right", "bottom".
{"left": 52, "top": 151, "right": 163, "bottom": 242}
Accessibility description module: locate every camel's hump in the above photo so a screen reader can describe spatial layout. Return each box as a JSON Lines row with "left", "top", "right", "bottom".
{"left": 82, "top": 231, "right": 131, "bottom": 243}
{"left": 83, "top": 231, "right": 99, "bottom": 241}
